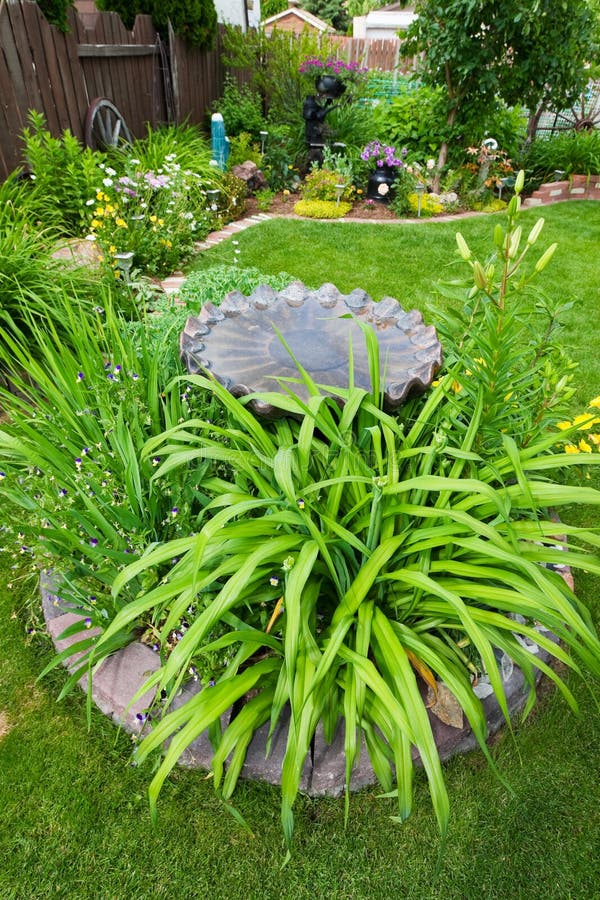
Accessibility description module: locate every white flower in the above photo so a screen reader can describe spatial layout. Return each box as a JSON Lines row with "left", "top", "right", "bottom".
{"left": 426, "top": 158, "right": 436, "bottom": 170}
{"left": 378, "top": 183, "right": 390, "bottom": 196}
{"left": 84, "top": 234, "right": 97, "bottom": 242}
{"left": 85, "top": 198, "right": 95, "bottom": 206}
{"left": 105, "top": 166, "right": 116, "bottom": 177}
{"left": 102, "top": 177, "right": 113, "bottom": 187}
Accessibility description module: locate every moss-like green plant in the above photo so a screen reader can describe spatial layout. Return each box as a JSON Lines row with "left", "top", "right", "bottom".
{"left": 293, "top": 199, "right": 352, "bottom": 218}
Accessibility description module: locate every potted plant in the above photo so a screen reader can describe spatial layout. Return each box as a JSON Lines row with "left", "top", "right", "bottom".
{"left": 299, "top": 57, "right": 368, "bottom": 100}
{"left": 361, "top": 141, "right": 408, "bottom": 203}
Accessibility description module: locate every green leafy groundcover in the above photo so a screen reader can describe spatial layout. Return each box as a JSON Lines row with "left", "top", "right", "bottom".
{"left": 2, "top": 177, "right": 600, "bottom": 858}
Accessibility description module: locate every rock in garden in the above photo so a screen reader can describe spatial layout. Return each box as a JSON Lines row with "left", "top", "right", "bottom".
{"left": 231, "top": 161, "right": 268, "bottom": 194}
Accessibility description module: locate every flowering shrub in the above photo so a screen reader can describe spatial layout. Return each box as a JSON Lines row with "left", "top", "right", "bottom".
{"left": 360, "top": 140, "right": 407, "bottom": 169}
{"left": 300, "top": 166, "right": 354, "bottom": 202}
{"left": 86, "top": 156, "right": 215, "bottom": 278}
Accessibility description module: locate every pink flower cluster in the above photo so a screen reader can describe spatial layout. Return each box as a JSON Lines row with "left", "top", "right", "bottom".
{"left": 360, "top": 141, "right": 407, "bottom": 169}
{"left": 298, "top": 57, "right": 368, "bottom": 78}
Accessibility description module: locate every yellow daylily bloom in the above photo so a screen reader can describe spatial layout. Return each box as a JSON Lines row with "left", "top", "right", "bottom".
{"left": 579, "top": 439, "right": 592, "bottom": 453}
{"left": 565, "top": 444, "right": 580, "bottom": 454}
{"left": 589, "top": 396, "right": 600, "bottom": 409}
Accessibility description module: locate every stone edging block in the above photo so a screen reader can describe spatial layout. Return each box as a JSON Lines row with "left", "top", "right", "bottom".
{"left": 41, "top": 567, "right": 566, "bottom": 796}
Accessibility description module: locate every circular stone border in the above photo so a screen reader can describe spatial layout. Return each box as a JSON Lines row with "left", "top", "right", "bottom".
{"left": 40, "top": 559, "right": 573, "bottom": 797}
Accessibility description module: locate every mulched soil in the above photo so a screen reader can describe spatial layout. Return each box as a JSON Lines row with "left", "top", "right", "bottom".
{"left": 244, "top": 193, "right": 399, "bottom": 221}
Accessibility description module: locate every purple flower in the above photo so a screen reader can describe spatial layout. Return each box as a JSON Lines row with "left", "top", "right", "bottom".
{"left": 89, "top": 538, "right": 98, "bottom": 548}
{"left": 77, "top": 372, "right": 84, "bottom": 382}
{"left": 84, "top": 617, "right": 93, "bottom": 629}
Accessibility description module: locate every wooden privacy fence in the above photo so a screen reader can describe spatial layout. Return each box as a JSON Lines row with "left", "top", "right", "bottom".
{"left": 0, "top": 0, "right": 234, "bottom": 180}
{"left": 0, "top": 0, "right": 413, "bottom": 181}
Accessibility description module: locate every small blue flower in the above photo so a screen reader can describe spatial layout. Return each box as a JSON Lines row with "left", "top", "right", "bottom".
{"left": 58, "top": 488, "right": 68, "bottom": 497}
{"left": 131, "top": 373, "right": 139, "bottom": 381}
{"left": 152, "top": 457, "right": 161, "bottom": 467}
{"left": 171, "top": 507, "right": 179, "bottom": 517}
{"left": 0, "top": 472, "right": 5, "bottom": 480}
{"left": 89, "top": 538, "right": 98, "bottom": 548}
{"left": 75, "top": 457, "right": 82, "bottom": 469}
{"left": 77, "top": 372, "right": 84, "bottom": 382}
{"left": 269, "top": 576, "right": 279, "bottom": 587}
{"left": 84, "top": 617, "right": 93, "bottom": 629}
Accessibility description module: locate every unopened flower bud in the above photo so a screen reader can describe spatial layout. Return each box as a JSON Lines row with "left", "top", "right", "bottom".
{"left": 456, "top": 233, "right": 471, "bottom": 261}
{"left": 514, "top": 169, "right": 525, "bottom": 193}
{"left": 508, "top": 226, "right": 522, "bottom": 258}
{"left": 473, "top": 261, "right": 487, "bottom": 290}
{"left": 527, "top": 217, "right": 545, "bottom": 245}
{"left": 534, "top": 242, "right": 557, "bottom": 273}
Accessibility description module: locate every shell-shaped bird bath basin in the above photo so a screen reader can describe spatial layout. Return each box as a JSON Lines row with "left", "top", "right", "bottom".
{"left": 180, "top": 281, "right": 442, "bottom": 416}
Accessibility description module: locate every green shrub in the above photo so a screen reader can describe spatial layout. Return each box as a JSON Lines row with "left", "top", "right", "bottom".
{"left": 293, "top": 198, "right": 352, "bottom": 217}
{"left": 227, "top": 133, "right": 263, "bottom": 169}
{"left": 521, "top": 129, "right": 600, "bottom": 187}
{"left": 212, "top": 76, "right": 267, "bottom": 140}
{"left": 22, "top": 111, "right": 102, "bottom": 236}
{"left": 300, "top": 166, "right": 353, "bottom": 202}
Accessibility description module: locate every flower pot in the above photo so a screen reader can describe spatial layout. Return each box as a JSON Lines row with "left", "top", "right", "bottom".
{"left": 315, "top": 74, "right": 346, "bottom": 100}
{"left": 367, "top": 165, "right": 396, "bottom": 203}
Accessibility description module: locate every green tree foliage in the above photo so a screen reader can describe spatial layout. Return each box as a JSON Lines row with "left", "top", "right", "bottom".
{"left": 95, "top": 0, "right": 217, "bottom": 47}
{"left": 36, "top": 0, "right": 74, "bottom": 31}
{"left": 261, "top": 0, "right": 288, "bottom": 16}
{"left": 403, "top": 0, "right": 596, "bottom": 175}
{"left": 303, "top": 0, "right": 349, "bottom": 33}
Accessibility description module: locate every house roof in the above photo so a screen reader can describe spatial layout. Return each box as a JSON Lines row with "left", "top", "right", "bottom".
{"left": 262, "top": 4, "right": 332, "bottom": 33}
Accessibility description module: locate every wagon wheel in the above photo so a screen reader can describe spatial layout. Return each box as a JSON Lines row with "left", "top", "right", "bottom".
{"left": 550, "top": 85, "right": 600, "bottom": 134}
{"left": 85, "top": 98, "right": 133, "bottom": 151}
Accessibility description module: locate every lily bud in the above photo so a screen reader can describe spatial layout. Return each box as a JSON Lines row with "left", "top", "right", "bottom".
{"left": 493, "top": 224, "right": 504, "bottom": 248}
{"left": 514, "top": 169, "right": 525, "bottom": 193}
{"left": 456, "top": 232, "right": 471, "bottom": 260}
{"left": 508, "top": 226, "right": 522, "bottom": 259}
{"left": 534, "top": 242, "right": 558, "bottom": 273}
{"left": 473, "top": 261, "right": 487, "bottom": 290}
{"left": 527, "top": 217, "right": 545, "bottom": 245}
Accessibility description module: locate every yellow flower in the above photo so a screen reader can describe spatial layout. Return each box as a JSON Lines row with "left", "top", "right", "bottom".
{"left": 158, "top": 218, "right": 165, "bottom": 226}
{"left": 573, "top": 413, "right": 596, "bottom": 429}
{"left": 95, "top": 207, "right": 104, "bottom": 216}
{"left": 451, "top": 380, "right": 462, "bottom": 394}
{"left": 104, "top": 204, "right": 115, "bottom": 215}
{"left": 579, "top": 438, "right": 592, "bottom": 453}
{"left": 588, "top": 433, "right": 600, "bottom": 446}
{"left": 149, "top": 215, "right": 158, "bottom": 223}
{"left": 588, "top": 396, "right": 600, "bottom": 409}
{"left": 115, "top": 218, "right": 128, "bottom": 228}
{"left": 108, "top": 245, "right": 117, "bottom": 255}
{"left": 90, "top": 219, "right": 101, "bottom": 229}
{"left": 565, "top": 444, "right": 580, "bottom": 454}
{"left": 556, "top": 421, "right": 572, "bottom": 431}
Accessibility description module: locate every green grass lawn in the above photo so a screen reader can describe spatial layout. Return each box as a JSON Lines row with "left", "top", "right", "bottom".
{"left": 1, "top": 201, "right": 600, "bottom": 899}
